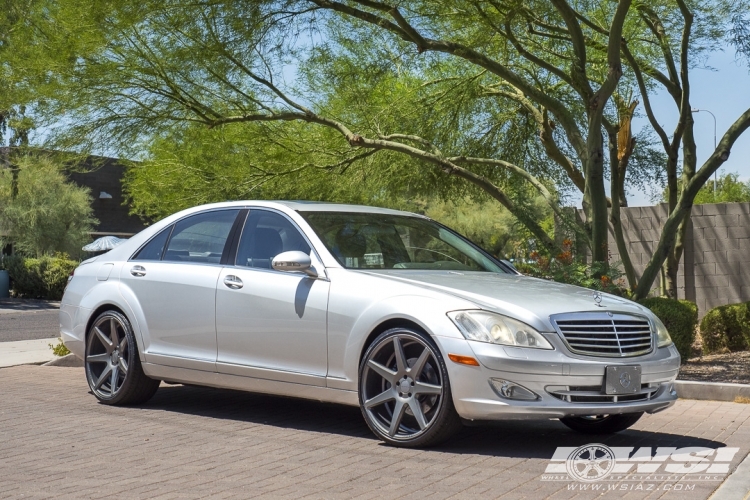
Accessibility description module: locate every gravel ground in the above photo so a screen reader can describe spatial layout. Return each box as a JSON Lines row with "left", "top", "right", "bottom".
{"left": 679, "top": 351, "right": 750, "bottom": 384}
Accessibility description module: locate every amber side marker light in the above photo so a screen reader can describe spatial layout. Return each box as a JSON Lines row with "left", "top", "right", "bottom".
{"left": 448, "top": 354, "right": 480, "bottom": 366}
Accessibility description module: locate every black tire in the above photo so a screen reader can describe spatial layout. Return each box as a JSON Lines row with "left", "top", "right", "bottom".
{"left": 560, "top": 412, "right": 644, "bottom": 434}
{"left": 358, "top": 327, "right": 462, "bottom": 448}
{"left": 85, "top": 310, "right": 160, "bottom": 405}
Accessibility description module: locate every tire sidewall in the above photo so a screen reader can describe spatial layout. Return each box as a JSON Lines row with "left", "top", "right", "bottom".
{"left": 358, "top": 327, "right": 457, "bottom": 447}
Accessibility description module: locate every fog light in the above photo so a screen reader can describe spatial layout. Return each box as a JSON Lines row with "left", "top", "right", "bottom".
{"left": 489, "top": 378, "right": 539, "bottom": 401}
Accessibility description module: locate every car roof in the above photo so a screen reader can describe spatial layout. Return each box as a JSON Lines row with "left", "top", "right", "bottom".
{"left": 204, "top": 200, "right": 428, "bottom": 218}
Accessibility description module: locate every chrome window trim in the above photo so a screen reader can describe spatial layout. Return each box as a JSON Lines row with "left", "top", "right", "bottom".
{"left": 549, "top": 311, "right": 655, "bottom": 358}
{"left": 128, "top": 207, "right": 242, "bottom": 263}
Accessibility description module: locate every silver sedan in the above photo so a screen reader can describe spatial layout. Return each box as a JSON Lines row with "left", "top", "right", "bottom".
{"left": 60, "top": 201, "right": 680, "bottom": 447}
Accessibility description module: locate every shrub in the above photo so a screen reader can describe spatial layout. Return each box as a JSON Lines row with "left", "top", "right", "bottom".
{"left": 49, "top": 338, "right": 71, "bottom": 357}
{"left": 5, "top": 254, "right": 78, "bottom": 300}
{"left": 639, "top": 298, "right": 698, "bottom": 360}
{"left": 516, "top": 239, "right": 628, "bottom": 296}
{"left": 0, "top": 155, "right": 97, "bottom": 259}
{"left": 699, "top": 303, "right": 750, "bottom": 354}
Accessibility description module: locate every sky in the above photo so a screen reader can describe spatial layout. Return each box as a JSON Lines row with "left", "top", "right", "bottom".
{"left": 623, "top": 48, "right": 750, "bottom": 206}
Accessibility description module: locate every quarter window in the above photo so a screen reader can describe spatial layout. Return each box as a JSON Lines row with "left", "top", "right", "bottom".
{"left": 162, "top": 210, "right": 240, "bottom": 264}
{"left": 132, "top": 226, "right": 172, "bottom": 261}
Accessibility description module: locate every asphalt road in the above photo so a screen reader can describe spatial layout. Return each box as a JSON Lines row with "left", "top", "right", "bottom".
{"left": 1, "top": 365, "right": 749, "bottom": 499}
{"left": 0, "top": 310, "right": 59, "bottom": 342}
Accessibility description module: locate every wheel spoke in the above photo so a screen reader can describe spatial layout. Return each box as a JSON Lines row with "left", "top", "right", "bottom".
{"left": 86, "top": 353, "right": 109, "bottom": 364}
{"left": 408, "top": 398, "right": 427, "bottom": 430}
{"left": 409, "top": 347, "right": 431, "bottom": 379}
{"left": 367, "top": 359, "right": 398, "bottom": 384}
{"left": 110, "top": 365, "right": 119, "bottom": 395}
{"left": 94, "top": 365, "right": 112, "bottom": 390}
{"left": 393, "top": 337, "right": 407, "bottom": 374}
{"left": 119, "top": 336, "right": 128, "bottom": 353}
{"left": 118, "top": 357, "right": 128, "bottom": 375}
{"left": 388, "top": 399, "right": 407, "bottom": 437}
{"left": 109, "top": 318, "right": 119, "bottom": 345}
{"left": 413, "top": 381, "right": 441, "bottom": 395}
{"left": 364, "top": 388, "right": 395, "bottom": 408}
{"left": 94, "top": 327, "right": 113, "bottom": 352}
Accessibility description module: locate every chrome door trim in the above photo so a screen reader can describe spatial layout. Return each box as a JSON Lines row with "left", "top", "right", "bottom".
{"left": 142, "top": 363, "right": 359, "bottom": 407}
{"left": 144, "top": 352, "right": 217, "bottom": 372}
{"left": 216, "top": 361, "right": 327, "bottom": 386}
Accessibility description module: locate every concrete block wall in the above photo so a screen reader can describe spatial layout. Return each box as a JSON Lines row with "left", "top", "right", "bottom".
{"left": 688, "top": 203, "right": 750, "bottom": 316}
{"left": 578, "top": 202, "right": 750, "bottom": 318}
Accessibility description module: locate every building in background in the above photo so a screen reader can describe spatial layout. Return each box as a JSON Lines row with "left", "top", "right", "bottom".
{"left": 65, "top": 155, "right": 146, "bottom": 237}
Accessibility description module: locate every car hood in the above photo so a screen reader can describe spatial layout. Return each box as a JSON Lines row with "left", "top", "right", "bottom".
{"left": 361, "top": 270, "right": 650, "bottom": 332}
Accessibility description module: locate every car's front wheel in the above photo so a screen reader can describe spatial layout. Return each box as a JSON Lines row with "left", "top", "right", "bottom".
{"left": 359, "top": 328, "right": 462, "bottom": 447}
{"left": 85, "top": 310, "right": 160, "bottom": 405}
{"left": 560, "top": 412, "right": 644, "bottom": 434}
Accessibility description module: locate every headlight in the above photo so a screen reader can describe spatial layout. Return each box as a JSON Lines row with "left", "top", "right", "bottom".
{"left": 447, "top": 310, "right": 553, "bottom": 349}
{"left": 653, "top": 315, "right": 673, "bottom": 348}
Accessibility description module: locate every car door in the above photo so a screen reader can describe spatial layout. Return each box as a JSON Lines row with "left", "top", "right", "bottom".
{"left": 215, "top": 209, "right": 329, "bottom": 386}
{"left": 121, "top": 209, "right": 241, "bottom": 371}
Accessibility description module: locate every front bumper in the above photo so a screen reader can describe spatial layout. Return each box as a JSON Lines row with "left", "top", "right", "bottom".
{"left": 436, "top": 335, "right": 680, "bottom": 421}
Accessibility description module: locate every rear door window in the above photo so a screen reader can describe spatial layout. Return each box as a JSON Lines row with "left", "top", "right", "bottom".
{"left": 162, "top": 210, "right": 240, "bottom": 264}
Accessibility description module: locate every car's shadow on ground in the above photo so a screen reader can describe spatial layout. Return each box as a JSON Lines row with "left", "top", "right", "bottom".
{"left": 140, "top": 384, "right": 726, "bottom": 459}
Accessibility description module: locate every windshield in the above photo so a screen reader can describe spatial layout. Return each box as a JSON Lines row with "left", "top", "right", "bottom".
{"left": 299, "top": 212, "right": 507, "bottom": 273}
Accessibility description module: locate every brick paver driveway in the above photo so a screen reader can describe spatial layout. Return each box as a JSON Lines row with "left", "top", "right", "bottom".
{"left": 1, "top": 365, "right": 749, "bottom": 499}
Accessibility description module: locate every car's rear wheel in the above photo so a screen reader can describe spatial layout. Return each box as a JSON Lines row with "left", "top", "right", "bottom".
{"left": 560, "top": 412, "right": 643, "bottom": 434}
{"left": 85, "top": 310, "right": 160, "bottom": 405}
{"left": 359, "top": 328, "right": 462, "bottom": 447}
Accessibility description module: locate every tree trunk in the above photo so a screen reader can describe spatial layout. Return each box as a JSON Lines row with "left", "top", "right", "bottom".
{"left": 586, "top": 128, "right": 609, "bottom": 264}
{"left": 665, "top": 114, "right": 697, "bottom": 298}
{"left": 608, "top": 132, "right": 638, "bottom": 290}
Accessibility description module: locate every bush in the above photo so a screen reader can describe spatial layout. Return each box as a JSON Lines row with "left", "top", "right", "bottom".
{"left": 49, "top": 338, "right": 71, "bottom": 357}
{"left": 0, "top": 154, "right": 97, "bottom": 259}
{"left": 516, "top": 239, "right": 628, "bottom": 296}
{"left": 699, "top": 302, "right": 750, "bottom": 354}
{"left": 5, "top": 254, "right": 78, "bottom": 300}
{"left": 639, "top": 298, "right": 698, "bottom": 360}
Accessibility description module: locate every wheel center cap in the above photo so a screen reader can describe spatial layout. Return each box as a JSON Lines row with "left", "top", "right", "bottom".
{"left": 111, "top": 350, "right": 119, "bottom": 364}
{"left": 399, "top": 378, "right": 412, "bottom": 394}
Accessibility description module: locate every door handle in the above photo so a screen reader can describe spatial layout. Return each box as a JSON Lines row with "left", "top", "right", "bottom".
{"left": 130, "top": 265, "right": 147, "bottom": 277}
{"left": 223, "top": 275, "right": 243, "bottom": 289}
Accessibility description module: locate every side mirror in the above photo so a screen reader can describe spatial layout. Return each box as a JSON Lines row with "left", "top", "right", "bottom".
{"left": 272, "top": 251, "right": 318, "bottom": 278}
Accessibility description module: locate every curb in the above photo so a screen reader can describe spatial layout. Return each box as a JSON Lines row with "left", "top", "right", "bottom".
{"left": 709, "top": 449, "right": 750, "bottom": 500}
{"left": 675, "top": 380, "right": 750, "bottom": 402}
{"left": 42, "top": 353, "right": 83, "bottom": 367}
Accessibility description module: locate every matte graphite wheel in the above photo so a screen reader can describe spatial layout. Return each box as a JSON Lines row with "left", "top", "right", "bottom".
{"left": 85, "top": 310, "right": 160, "bottom": 405}
{"left": 359, "top": 328, "right": 462, "bottom": 447}
{"left": 560, "top": 412, "right": 644, "bottom": 434}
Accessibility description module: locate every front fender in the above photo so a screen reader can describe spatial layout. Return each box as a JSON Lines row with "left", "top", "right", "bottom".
{"left": 327, "top": 293, "right": 470, "bottom": 391}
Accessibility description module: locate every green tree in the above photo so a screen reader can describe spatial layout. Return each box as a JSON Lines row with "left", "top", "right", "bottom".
{"left": 693, "top": 173, "right": 750, "bottom": 204}
{"left": 662, "top": 172, "right": 750, "bottom": 205}
{"left": 8, "top": 0, "right": 750, "bottom": 299}
{"left": 0, "top": 155, "right": 98, "bottom": 257}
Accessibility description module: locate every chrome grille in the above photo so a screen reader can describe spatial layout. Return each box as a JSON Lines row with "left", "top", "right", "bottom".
{"left": 547, "top": 384, "right": 659, "bottom": 404}
{"left": 550, "top": 313, "right": 653, "bottom": 357}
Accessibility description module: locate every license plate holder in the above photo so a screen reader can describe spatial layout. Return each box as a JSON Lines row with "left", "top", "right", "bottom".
{"left": 605, "top": 365, "right": 641, "bottom": 395}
